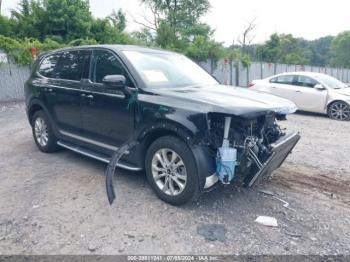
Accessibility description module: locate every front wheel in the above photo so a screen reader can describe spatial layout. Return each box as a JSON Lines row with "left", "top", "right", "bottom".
{"left": 328, "top": 101, "right": 350, "bottom": 121}
{"left": 145, "top": 136, "right": 200, "bottom": 205}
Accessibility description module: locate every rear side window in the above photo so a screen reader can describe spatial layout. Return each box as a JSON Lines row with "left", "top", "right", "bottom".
{"left": 270, "top": 75, "right": 295, "bottom": 85}
{"left": 56, "top": 51, "right": 84, "bottom": 81}
{"left": 38, "top": 54, "right": 60, "bottom": 78}
{"left": 91, "top": 50, "right": 131, "bottom": 85}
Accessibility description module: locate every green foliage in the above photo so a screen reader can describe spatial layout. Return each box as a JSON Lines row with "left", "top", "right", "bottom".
{"left": 142, "top": 0, "right": 225, "bottom": 64}
{"left": 255, "top": 33, "right": 307, "bottom": 65}
{"left": 229, "top": 48, "right": 250, "bottom": 68}
{"left": 68, "top": 38, "right": 97, "bottom": 46}
{"left": 331, "top": 31, "right": 350, "bottom": 68}
{"left": 0, "top": 1, "right": 136, "bottom": 65}
{"left": 0, "top": 15, "right": 15, "bottom": 37}
{"left": 42, "top": 0, "right": 92, "bottom": 41}
{"left": 0, "top": 35, "right": 65, "bottom": 65}
{"left": 108, "top": 9, "right": 126, "bottom": 32}
{"left": 297, "top": 36, "right": 333, "bottom": 66}
{"left": 10, "top": 0, "right": 46, "bottom": 39}
{"left": 131, "top": 28, "right": 155, "bottom": 46}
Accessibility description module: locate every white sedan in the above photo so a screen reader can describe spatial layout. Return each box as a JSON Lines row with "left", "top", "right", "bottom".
{"left": 250, "top": 72, "right": 350, "bottom": 121}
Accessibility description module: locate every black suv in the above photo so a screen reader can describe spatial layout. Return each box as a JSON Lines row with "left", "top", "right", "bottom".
{"left": 25, "top": 45, "right": 300, "bottom": 205}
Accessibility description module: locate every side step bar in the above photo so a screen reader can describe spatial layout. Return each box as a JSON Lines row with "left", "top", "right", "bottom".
{"left": 57, "top": 141, "right": 142, "bottom": 172}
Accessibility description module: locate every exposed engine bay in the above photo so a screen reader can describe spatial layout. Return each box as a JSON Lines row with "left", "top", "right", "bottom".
{"left": 208, "top": 112, "right": 300, "bottom": 187}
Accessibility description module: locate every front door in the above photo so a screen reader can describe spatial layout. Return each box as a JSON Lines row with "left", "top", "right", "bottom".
{"left": 291, "top": 75, "right": 328, "bottom": 112}
{"left": 80, "top": 49, "right": 135, "bottom": 154}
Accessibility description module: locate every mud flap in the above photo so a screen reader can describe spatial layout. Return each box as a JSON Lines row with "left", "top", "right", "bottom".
{"left": 105, "top": 141, "right": 139, "bottom": 205}
{"left": 244, "top": 132, "right": 301, "bottom": 187}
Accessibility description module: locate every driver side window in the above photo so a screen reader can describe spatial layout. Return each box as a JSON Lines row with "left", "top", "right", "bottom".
{"left": 90, "top": 50, "right": 133, "bottom": 87}
{"left": 295, "top": 76, "right": 318, "bottom": 88}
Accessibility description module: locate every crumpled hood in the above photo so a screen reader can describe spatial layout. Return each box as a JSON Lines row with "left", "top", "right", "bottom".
{"left": 149, "top": 84, "right": 297, "bottom": 117}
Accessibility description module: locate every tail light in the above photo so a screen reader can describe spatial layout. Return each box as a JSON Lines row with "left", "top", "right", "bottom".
{"left": 248, "top": 82, "right": 255, "bottom": 88}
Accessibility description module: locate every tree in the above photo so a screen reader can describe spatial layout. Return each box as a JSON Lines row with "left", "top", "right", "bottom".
{"left": 90, "top": 9, "right": 134, "bottom": 45}
{"left": 108, "top": 9, "right": 126, "bottom": 32}
{"left": 237, "top": 17, "right": 257, "bottom": 54}
{"left": 11, "top": 0, "right": 46, "bottom": 40}
{"left": 141, "top": 0, "right": 212, "bottom": 49}
{"left": 0, "top": 15, "right": 15, "bottom": 37}
{"left": 42, "top": 0, "right": 92, "bottom": 41}
{"left": 132, "top": 28, "right": 155, "bottom": 46}
{"left": 140, "top": 0, "right": 225, "bottom": 63}
{"left": 255, "top": 33, "right": 307, "bottom": 65}
{"left": 331, "top": 31, "right": 350, "bottom": 68}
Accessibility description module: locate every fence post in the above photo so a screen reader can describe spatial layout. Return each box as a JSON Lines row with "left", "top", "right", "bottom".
{"left": 229, "top": 60, "right": 233, "bottom": 85}
{"left": 235, "top": 64, "right": 239, "bottom": 86}
{"left": 246, "top": 66, "right": 249, "bottom": 87}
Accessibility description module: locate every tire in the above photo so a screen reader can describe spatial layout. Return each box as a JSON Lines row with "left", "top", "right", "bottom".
{"left": 327, "top": 101, "right": 350, "bottom": 121}
{"left": 31, "top": 110, "right": 59, "bottom": 153}
{"left": 145, "top": 136, "right": 200, "bottom": 205}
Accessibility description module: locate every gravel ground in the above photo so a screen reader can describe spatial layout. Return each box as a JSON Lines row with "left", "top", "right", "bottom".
{"left": 0, "top": 102, "right": 349, "bottom": 255}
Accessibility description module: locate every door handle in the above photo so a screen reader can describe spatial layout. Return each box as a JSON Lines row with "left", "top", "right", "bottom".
{"left": 44, "top": 87, "right": 56, "bottom": 95}
{"left": 81, "top": 93, "right": 94, "bottom": 99}
{"left": 296, "top": 90, "right": 302, "bottom": 93}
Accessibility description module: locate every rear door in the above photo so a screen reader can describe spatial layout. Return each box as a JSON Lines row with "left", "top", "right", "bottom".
{"left": 37, "top": 52, "right": 61, "bottom": 121}
{"left": 267, "top": 75, "right": 298, "bottom": 99}
{"left": 80, "top": 49, "right": 135, "bottom": 154}
{"left": 47, "top": 50, "right": 89, "bottom": 135}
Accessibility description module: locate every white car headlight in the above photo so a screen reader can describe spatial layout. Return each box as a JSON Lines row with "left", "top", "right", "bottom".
{"left": 275, "top": 104, "right": 298, "bottom": 115}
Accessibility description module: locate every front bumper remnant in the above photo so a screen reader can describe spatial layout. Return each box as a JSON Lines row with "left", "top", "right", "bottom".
{"left": 245, "top": 132, "right": 301, "bottom": 187}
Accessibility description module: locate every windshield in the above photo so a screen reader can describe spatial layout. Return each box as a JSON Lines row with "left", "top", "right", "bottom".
{"left": 123, "top": 51, "right": 218, "bottom": 88}
{"left": 315, "top": 74, "right": 347, "bottom": 89}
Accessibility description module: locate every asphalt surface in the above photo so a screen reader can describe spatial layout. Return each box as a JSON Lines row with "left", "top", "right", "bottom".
{"left": 0, "top": 102, "right": 349, "bottom": 255}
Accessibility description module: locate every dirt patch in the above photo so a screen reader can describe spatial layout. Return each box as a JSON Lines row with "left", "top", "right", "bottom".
{"left": 273, "top": 164, "right": 350, "bottom": 205}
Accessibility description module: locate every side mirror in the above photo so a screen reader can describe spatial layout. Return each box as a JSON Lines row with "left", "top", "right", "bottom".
{"left": 314, "top": 84, "right": 325, "bottom": 90}
{"left": 102, "top": 75, "right": 126, "bottom": 90}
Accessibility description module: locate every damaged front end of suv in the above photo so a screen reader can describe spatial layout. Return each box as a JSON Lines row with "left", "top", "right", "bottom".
{"left": 207, "top": 111, "right": 300, "bottom": 187}
{"left": 135, "top": 84, "right": 300, "bottom": 193}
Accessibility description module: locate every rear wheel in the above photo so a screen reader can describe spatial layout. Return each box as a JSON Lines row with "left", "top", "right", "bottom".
{"left": 145, "top": 136, "right": 200, "bottom": 205}
{"left": 31, "top": 110, "right": 59, "bottom": 153}
{"left": 328, "top": 101, "right": 350, "bottom": 121}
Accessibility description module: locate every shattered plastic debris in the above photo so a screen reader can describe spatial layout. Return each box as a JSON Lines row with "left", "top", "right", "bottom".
{"left": 255, "top": 216, "right": 278, "bottom": 227}
{"left": 258, "top": 188, "right": 295, "bottom": 211}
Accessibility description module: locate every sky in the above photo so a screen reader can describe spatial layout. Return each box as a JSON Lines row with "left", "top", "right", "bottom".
{"left": 2, "top": 0, "right": 349, "bottom": 46}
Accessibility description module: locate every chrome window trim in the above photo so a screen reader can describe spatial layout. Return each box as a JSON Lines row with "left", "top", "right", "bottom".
{"left": 40, "top": 83, "right": 126, "bottom": 98}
